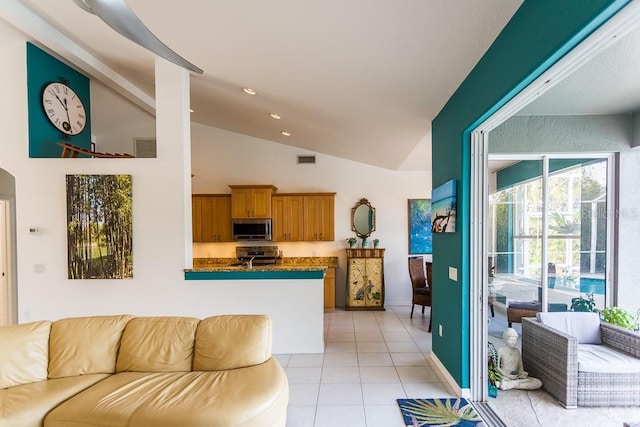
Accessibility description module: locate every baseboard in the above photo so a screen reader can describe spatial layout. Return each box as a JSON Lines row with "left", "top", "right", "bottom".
{"left": 429, "top": 352, "right": 471, "bottom": 399}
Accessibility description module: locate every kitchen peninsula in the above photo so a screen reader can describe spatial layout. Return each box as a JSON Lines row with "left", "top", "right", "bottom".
{"left": 184, "top": 253, "right": 337, "bottom": 354}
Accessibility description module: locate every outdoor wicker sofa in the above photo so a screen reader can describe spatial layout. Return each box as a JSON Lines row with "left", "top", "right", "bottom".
{"left": 522, "top": 312, "right": 640, "bottom": 408}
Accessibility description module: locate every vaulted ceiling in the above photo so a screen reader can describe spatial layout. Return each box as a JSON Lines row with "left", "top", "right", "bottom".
{"left": 4, "top": 0, "right": 525, "bottom": 170}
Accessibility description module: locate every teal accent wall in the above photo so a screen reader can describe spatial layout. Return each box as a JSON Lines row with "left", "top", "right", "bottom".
{"left": 430, "top": 0, "right": 628, "bottom": 388}
{"left": 27, "top": 43, "right": 91, "bottom": 158}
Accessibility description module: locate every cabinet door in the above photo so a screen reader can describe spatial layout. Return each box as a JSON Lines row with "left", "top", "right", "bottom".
{"left": 303, "top": 195, "right": 335, "bottom": 241}
{"left": 324, "top": 267, "right": 336, "bottom": 309}
{"left": 192, "top": 196, "right": 203, "bottom": 242}
{"left": 271, "top": 196, "right": 288, "bottom": 241}
{"left": 363, "top": 258, "right": 384, "bottom": 308}
{"left": 273, "top": 195, "right": 304, "bottom": 241}
{"left": 251, "top": 188, "right": 273, "bottom": 218}
{"left": 231, "top": 188, "right": 252, "bottom": 218}
{"left": 213, "top": 196, "right": 232, "bottom": 241}
{"left": 346, "top": 258, "right": 367, "bottom": 308}
{"left": 200, "top": 196, "right": 217, "bottom": 241}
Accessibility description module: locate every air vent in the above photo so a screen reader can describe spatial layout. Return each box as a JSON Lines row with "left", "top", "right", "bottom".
{"left": 134, "top": 138, "right": 157, "bottom": 158}
{"left": 297, "top": 155, "right": 316, "bottom": 164}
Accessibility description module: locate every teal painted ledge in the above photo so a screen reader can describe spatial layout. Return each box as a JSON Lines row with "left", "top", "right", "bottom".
{"left": 184, "top": 267, "right": 326, "bottom": 281}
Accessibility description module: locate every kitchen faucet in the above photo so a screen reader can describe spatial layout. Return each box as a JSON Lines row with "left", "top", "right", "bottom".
{"left": 245, "top": 257, "right": 255, "bottom": 269}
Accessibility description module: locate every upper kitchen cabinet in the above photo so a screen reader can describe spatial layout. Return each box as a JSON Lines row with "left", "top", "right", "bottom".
{"left": 229, "top": 185, "right": 277, "bottom": 218}
{"left": 192, "top": 195, "right": 232, "bottom": 242}
{"left": 272, "top": 195, "right": 304, "bottom": 241}
{"left": 303, "top": 194, "right": 335, "bottom": 241}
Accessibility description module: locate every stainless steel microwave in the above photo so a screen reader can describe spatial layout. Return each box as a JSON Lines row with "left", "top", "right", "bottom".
{"left": 231, "top": 218, "right": 272, "bottom": 241}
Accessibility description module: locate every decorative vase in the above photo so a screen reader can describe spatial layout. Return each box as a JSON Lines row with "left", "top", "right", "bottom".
{"left": 362, "top": 239, "right": 368, "bottom": 248}
{"left": 488, "top": 382, "right": 498, "bottom": 398}
{"left": 374, "top": 241, "right": 379, "bottom": 248}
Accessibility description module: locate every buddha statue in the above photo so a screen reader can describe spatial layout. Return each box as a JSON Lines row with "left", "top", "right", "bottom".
{"left": 496, "top": 328, "right": 542, "bottom": 390}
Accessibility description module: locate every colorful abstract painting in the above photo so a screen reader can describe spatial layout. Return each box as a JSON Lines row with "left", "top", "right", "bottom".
{"left": 408, "top": 199, "right": 432, "bottom": 254}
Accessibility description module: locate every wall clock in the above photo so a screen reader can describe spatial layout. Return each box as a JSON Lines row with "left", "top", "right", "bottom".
{"left": 41, "top": 82, "right": 87, "bottom": 136}
{"left": 27, "top": 42, "right": 92, "bottom": 158}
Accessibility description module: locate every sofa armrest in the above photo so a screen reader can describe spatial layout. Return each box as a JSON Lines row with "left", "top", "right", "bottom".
{"left": 522, "top": 317, "right": 578, "bottom": 408}
{"left": 600, "top": 322, "right": 640, "bottom": 358}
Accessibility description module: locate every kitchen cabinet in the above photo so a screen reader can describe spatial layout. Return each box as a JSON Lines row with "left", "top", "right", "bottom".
{"left": 345, "top": 248, "right": 385, "bottom": 311}
{"left": 303, "top": 194, "right": 335, "bottom": 241}
{"left": 192, "top": 195, "right": 232, "bottom": 242}
{"left": 324, "top": 267, "right": 336, "bottom": 310}
{"left": 272, "top": 195, "right": 304, "bottom": 241}
{"left": 229, "top": 185, "right": 276, "bottom": 218}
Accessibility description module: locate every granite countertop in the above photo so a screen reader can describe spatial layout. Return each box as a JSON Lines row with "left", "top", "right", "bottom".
{"left": 191, "top": 256, "right": 338, "bottom": 271}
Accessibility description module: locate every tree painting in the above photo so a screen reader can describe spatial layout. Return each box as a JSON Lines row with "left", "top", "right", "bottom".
{"left": 66, "top": 175, "right": 133, "bottom": 279}
{"left": 409, "top": 199, "right": 432, "bottom": 254}
{"left": 431, "top": 179, "right": 457, "bottom": 233}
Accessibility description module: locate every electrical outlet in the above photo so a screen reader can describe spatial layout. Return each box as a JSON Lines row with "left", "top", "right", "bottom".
{"left": 449, "top": 267, "right": 457, "bottom": 281}
{"left": 34, "top": 264, "right": 45, "bottom": 273}
{"left": 438, "top": 324, "right": 443, "bottom": 337}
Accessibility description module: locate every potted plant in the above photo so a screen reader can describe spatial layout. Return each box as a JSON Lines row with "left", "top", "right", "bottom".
{"left": 373, "top": 238, "right": 380, "bottom": 248}
{"left": 570, "top": 293, "right": 598, "bottom": 313}
{"left": 361, "top": 238, "right": 368, "bottom": 247}
{"left": 346, "top": 237, "right": 357, "bottom": 248}
{"left": 601, "top": 306, "right": 636, "bottom": 330}
{"left": 487, "top": 342, "right": 502, "bottom": 397}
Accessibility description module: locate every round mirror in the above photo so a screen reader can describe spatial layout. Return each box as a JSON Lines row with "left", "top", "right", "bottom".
{"left": 351, "top": 198, "right": 376, "bottom": 238}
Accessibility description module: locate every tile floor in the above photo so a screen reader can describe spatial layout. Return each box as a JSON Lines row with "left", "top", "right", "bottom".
{"left": 278, "top": 305, "right": 640, "bottom": 427}
{"left": 276, "top": 306, "right": 454, "bottom": 427}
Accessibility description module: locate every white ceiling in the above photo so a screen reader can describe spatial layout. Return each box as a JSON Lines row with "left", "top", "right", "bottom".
{"left": 8, "top": 0, "right": 523, "bottom": 171}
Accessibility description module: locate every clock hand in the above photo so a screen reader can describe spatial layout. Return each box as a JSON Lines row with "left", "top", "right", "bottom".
{"left": 51, "top": 91, "right": 68, "bottom": 111}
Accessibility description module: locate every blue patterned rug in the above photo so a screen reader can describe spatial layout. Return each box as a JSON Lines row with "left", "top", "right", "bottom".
{"left": 397, "top": 398, "right": 484, "bottom": 427}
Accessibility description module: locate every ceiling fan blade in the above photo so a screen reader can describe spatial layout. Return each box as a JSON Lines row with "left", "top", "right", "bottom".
{"left": 74, "top": 0, "right": 203, "bottom": 74}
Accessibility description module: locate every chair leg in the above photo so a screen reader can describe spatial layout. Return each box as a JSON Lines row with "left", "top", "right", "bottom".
{"left": 410, "top": 304, "right": 415, "bottom": 318}
{"left": 428, "top": 311, "right": 432, "bottom": 333}
{"left": 490, "top": 303, "right": 495, "bottom": 317}
{"left": 422, "top": 306, "right": 425, "bottom": 315}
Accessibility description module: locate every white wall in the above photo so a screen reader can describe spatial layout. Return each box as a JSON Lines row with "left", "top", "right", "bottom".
{"left": 191, "top": 123, "right": 431, "bottom": 307}
{"left": 0, "top": 20, "right": 431, "bottom": 326}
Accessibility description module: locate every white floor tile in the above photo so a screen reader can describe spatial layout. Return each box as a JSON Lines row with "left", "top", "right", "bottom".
{"left": 321, "top": 366, "right": 361, "bottom": 383}
{"left": 357, "top": 352, "right": 393, "bottom": 367}
{"left": 286, "top": 367, "right": 322, "bottom": 384}
{"left": 402, "top": 381, "right": 455, "bottom": 398}
{"left": 364, "top": 404, "right": 406, "bottom": 427}
{"left": 317, "top": 383, "right": 363, "bottom": 405}
{"left": 288, "top": 383, "right": 320, "bottom": 405}
{"left": 359, "top": 366, "right": 401, "bottom": 383}
{"left": 324, "top": 341, "right": 357, "bottom": 353}
{"left": 314, "top": 405, "right": 366, "bottom": 427}
{"left": 288, "top": 353, "right": 324, "bottom": 368}
{"left": 286, "top": 405, "right": 316, "bottom": 427}
{"left": 273, "top": 353, "right": 291, "bottom": 368}
{"left": 385, "top": 340, "right": 420, "bottom": 352}
{"left": 390, "top": 352, "right": 429, "bottom": 367}
{"left": 354, "top": 331, "right": 384, "bottom": 341}
{"left": 362, "top": 382, "right": 407, "bottom": 404}
{"left": 356, "top": 341, "right": 388, "bottom": 353}
{"left": 323, "top": 353, "right": 358, "bottom": 367}
{"left": 396, "top": 366, "right": 440, "bottom": 383}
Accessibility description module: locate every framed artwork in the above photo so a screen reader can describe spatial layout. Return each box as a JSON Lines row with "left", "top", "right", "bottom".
{"left": 408, "top": 199, "right": 432, "bottom": 254}
{"left": 431, "top": 179, "right": 457, "bottom": 233}
{"left": 66, "top": 174, "right": 133, "bottom": 279}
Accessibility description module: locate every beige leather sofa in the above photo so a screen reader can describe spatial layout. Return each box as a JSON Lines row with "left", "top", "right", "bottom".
{"left": 0, "top": 314, "right": 289, "bottom": 426}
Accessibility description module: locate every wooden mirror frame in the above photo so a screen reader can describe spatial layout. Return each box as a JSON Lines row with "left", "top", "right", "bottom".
{"left": 351, "top": 198, "right": 376, "bottom": 238}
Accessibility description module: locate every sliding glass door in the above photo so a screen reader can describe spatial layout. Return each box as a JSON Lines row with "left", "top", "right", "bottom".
{"left": 489, "top": 156, "right": 611, "bottom": 313}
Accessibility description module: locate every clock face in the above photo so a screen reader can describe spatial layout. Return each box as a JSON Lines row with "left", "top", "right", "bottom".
{"left": 41, "top": 82, "right": 87, "bottom": 136}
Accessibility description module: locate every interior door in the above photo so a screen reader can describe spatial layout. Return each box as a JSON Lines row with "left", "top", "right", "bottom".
{"left": 0, "top": 201, "right": 8, "bottom": 326}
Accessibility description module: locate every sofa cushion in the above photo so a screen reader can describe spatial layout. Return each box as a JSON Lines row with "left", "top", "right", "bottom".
{"left": 194, "top": 315, "right": 272, "bottom": 371}
{"left": 0, "top": 321, "right": 51, "bottom": 389}
{"left": 536, "top": 311, "right": 602, "bottom": 344}
{"left": 578, "top": 344, "right": 640, "bottom": 373}
{"left": 0, "top": 374, "right": 109, "bottom": 427}
{"left": 116, "top": 317, "right": 199, "bottom": 372}
{"left": 45, "top": 359, "right": 289, "bottom": 427}
{"left": 48, "top": 315, "right": 134, "bottom": 378}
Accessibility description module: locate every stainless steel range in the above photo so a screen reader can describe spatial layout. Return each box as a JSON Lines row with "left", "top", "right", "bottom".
{"left": 235, "top": 246, "right": 280, "bottom": 266}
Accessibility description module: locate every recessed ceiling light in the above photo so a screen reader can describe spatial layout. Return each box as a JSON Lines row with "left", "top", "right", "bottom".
{"left": 281, "top": 131, "right": 291, "bottom": 137}
{"left": 270, "top": 113, "right": 281, "bottom": 120}
{"left": 243, "top": 87, "right": 256, "bottom": 95}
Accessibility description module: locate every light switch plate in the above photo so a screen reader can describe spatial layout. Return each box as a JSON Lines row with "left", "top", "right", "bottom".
{"left": 449, "top": 267, "right": 457, "bottom": 281}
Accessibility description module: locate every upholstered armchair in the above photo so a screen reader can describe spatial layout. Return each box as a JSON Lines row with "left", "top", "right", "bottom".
{"left": 522, "top": 312, "right": 640, "bottom": 408}
{"left": 408, "top": 256, "right": 432, "bottom": 332}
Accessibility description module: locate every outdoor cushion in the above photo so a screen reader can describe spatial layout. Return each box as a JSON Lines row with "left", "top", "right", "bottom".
{"left": 578, "top": 344, "right": 640, "bottom": 373}
{"left": 537, "top": 311, "right": 602, "bottom": 344}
